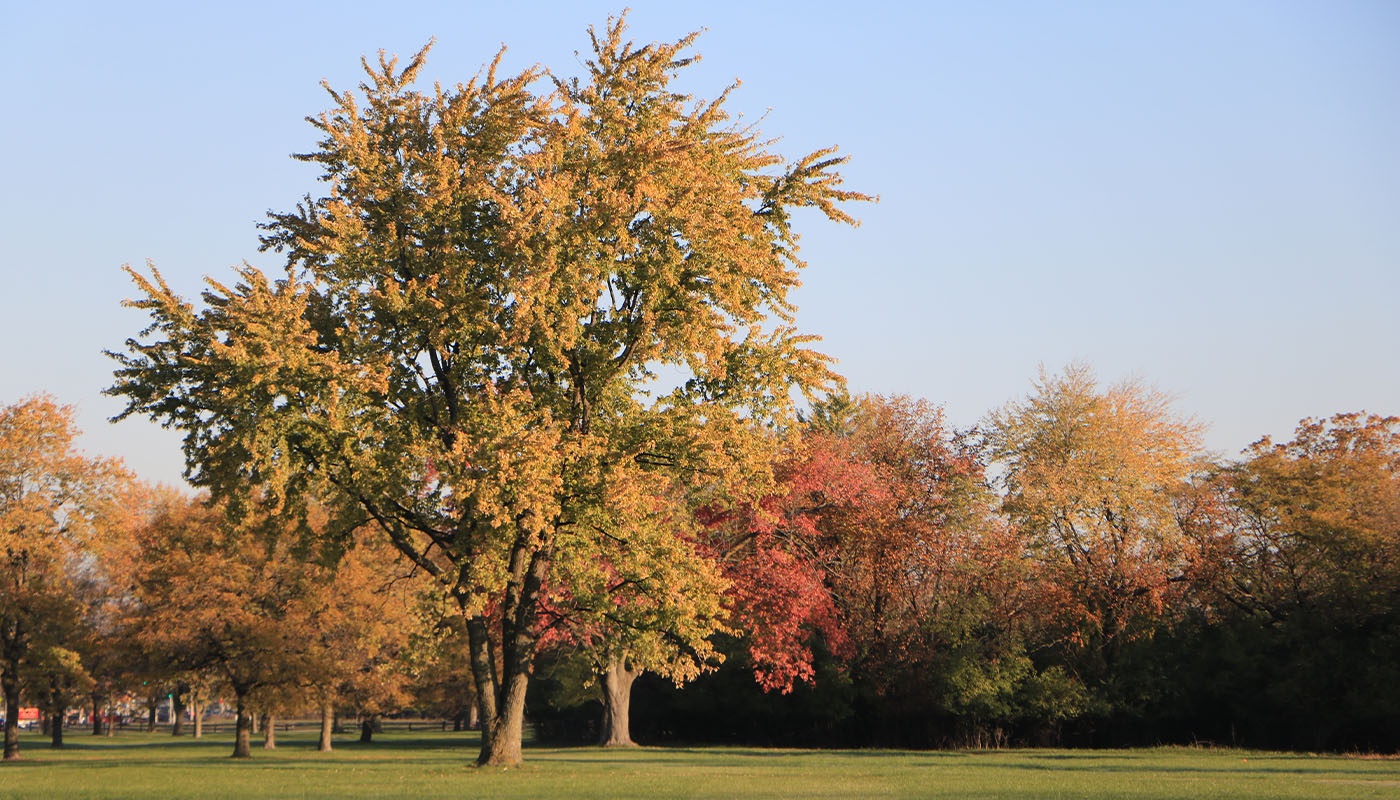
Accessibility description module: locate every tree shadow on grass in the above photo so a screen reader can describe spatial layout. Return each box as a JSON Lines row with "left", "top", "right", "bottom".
{"left": 536, "top": 746, "right": 970, "bottom": 767}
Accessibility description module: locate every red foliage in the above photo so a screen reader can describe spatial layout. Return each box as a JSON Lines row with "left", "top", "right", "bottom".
{"left": 713, "top": 395, "right": 1003, "bottom": 694}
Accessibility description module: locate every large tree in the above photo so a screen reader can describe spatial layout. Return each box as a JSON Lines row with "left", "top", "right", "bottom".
{"left": 0, "top": 396, "right": 128, "bottom": 761}
{"left": 108, "top": 15, "right": 867, "bottom": 766}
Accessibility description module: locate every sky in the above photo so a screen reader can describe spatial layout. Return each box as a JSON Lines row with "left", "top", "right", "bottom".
{"left": 3, "top": 1, "right": 1397, "bottom": 488}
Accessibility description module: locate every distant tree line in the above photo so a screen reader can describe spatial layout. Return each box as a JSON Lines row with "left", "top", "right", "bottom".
{"left": 5, "top": 366, "right": 1394, "bottom": 763}
{"left": 529, "top": 375, "right": 1399, "bottom": 752}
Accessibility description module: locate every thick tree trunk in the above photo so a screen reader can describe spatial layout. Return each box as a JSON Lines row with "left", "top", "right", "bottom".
{"left": 105, "top": 700, "right": 115, "bottom": 737}
{"left": 232, "top": 687, "right": 252, "bottom": 759}
{"left": 319, "top": 700, "right": 333, "bottom": 752}
{"left": 467, "top": 540, "right": 552, "bottom": 767}
{"left": 263, "top": 713, "right": 276, "bottom": 749}
{"left": 479, "top": 672, "right": 528, "bottom": 767}
{"left": 91, "top": 693, "right": 104, "bottom": 735}
{"left": 49, "top": 713, "right": 63, "bottom": 748}
{"left": 2, "top": 672, "right": 20, "bottom": 761}
{"left": 146, "top": 698, "right": 157, "bottom": 732}
{"left": 598, "top": 654, "right": 640, "bottom": 747}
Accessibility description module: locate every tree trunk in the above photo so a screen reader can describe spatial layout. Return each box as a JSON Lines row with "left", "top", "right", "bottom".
{"left": 598, "top": 654, "right": 640, "bottom": 747}
{"left": 466, "top": 541, "right": 551, "bottom": 767}
{"left": 3, "top": 667, "right": 21, "bottom": 761}
{"left": 91, "top": 692, "right": 104, "bottom": 736}
{"left": 49, "top": 712, "right": 63, "bottom": 748}
{"left": 319, "top": 700, "right": 333, "bottom": 752}
{"left": 251, "top": 712, "right": 259, "bottom": 734}
{"left": 232, "top": 686, "right": 252, "bottom": 759}
{"left": 479, "top": 673, "right": 528, "bottom": 767}
{"left": 359, "top": 716, "right": 374, "bottom": 744}
{"left": 465, "top": 616, "right": 501, "bottom": 760}
{"left": 146, "top": 697, "right": 157, "bottom": 732}
{"left": 172, "top": 682, "right": 187, "bottom": 736}
{"left": 191, "top": 689, "right": 203, "bottom": 739}
{"left": 263, "top": 713, "right": 275, "bottom": 749}
{"left": 105, "top": 699, "right": 115, "bottom": 737}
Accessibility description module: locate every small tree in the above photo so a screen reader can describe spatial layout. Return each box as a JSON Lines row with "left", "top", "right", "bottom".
{"left": 544, "top": 477, "right": 729, "bottom": 746}
{"left": 304, "top": 535, "right": 424, "bottom": 752}
{"left": 128, "top": 497, "right": 328, "bottom": 758}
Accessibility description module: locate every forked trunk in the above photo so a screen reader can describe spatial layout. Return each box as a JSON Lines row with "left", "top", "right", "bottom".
{"left": 319, "top": 700, "right": 333, "bottom": 752}
{"left": 3, "top": 670, "right": 20, "bottom": 761}
{"left": 598, "top": 654, "right": 640, "bottom": 747}
{"left": 263, "top": 713, "right": 276, "bottom": 749}
{"left": 477, "top": 620, "right": 539, "bottom": 766}
{"left": 232, "top": 686, "right": 252, "bottom": 758}
{"left": 479, "top": 668, "right": 530, "bottom": 766}
{"left": 49, "top": 712, "right": 63, "bottom": 748}
{"left": 467, "top": 539, "right": 552, "bottom": 767}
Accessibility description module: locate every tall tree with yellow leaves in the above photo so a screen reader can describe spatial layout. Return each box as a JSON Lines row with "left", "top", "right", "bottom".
{"left": 108, "top": 14, "right": 868, "bottom": 766}
{"left": 984, "top": 365, "right": 1206, "bottom": 677}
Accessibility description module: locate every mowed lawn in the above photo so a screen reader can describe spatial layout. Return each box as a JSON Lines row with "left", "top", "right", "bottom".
{"left": 1, "top": 729, "right": 1396, "bottom": 799}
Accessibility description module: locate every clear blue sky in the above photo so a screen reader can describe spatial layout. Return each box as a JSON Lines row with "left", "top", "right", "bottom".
{"left": 4, "top": 1, "right": 1397, "bottom": 488}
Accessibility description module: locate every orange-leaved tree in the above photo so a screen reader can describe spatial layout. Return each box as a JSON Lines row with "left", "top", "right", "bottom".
{"left": 128, "top": 496, "right": 330, "bottom": 758}
{"left": 984, "top": 364, "right": 1207, "bottom": 681}
{"left": 0, "top": 395, "right": 130, "bottom": 761}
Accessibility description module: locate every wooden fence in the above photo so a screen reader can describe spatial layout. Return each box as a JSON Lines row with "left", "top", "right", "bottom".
{"left": 96, "top": 718, "right": 454, "bottom": 736}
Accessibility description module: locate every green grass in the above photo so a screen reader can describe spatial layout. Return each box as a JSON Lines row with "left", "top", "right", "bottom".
{"left": 1, "top": 729, "right": 1397, "bottom": 799}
